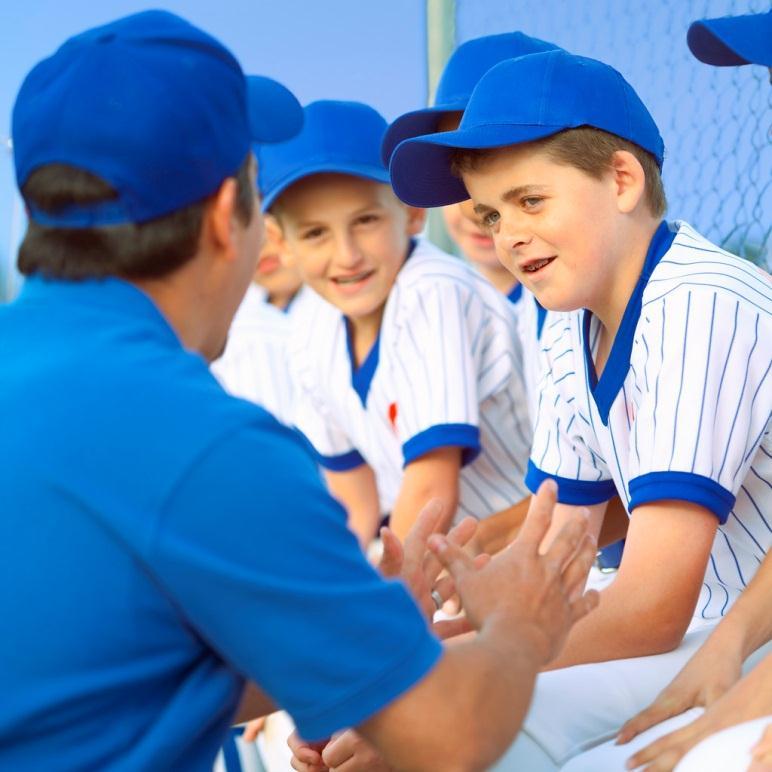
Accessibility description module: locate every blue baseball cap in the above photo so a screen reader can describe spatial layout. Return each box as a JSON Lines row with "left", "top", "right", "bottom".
{"left": 687, "top": 12, "right": 772, "bottom": 67}
{"left": 258, "top": 100, "right": 390, "bottom": 211}
{"left": 390, "top": 50, "right": 665, "bottom": 208}
{"left": 12, "top": 10, "right": 302, "bottom": 228}
{"left": 247, "top": 75, "right": 304, "bottom": 144}
{"left": 381, "top": 32, "right": 559, "bottom": 165}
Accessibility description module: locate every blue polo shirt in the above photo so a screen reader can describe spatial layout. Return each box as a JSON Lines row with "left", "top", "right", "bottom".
{"left": 0, "top": 277, "right": 441, "bottom": 770}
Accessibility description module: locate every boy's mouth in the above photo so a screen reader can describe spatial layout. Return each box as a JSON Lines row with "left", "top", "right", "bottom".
{"left": 256, "top": 255, "right": 281, "bottom": 275}
{"left": 331, "top": 270, "right": 375, "bottom": 288}
{"left": 520, "top": 256, "right": 556, "bottom": 275}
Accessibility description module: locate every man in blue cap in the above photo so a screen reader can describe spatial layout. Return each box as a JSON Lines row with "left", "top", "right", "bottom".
{"left": 0, "top": 10, "right": 600, "bottom": 771}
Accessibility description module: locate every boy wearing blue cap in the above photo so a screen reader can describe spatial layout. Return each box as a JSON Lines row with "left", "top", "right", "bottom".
{"left": 563, "top": 16, "right": 772, "bottom": 771}
{"left": 384, "top": 31, "right": 556, "bottom": 424}
{"left": 391, "top": 49, "right": 772, "bottom": 769}
{"left": 260, "top": 99, "right": 534, "bottom": 547}
{"left": 1, "top": 11, "right": 603, "bottom": 772}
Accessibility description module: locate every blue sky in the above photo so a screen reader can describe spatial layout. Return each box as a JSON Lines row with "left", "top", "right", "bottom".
{"left": 0, "top": 0, "right": 427, "bottom": 297}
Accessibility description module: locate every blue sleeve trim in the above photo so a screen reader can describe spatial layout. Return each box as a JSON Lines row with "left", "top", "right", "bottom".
{"left": 293, "top": 627, "right": 442, "bottom": 742}
{"left": 526, "top": 459, "right": 617, "bottom": 505}
{"left": 293, "top": 429, "right": 366, "bottom": 471}
{"left": 317, "top": 448, "right": 367, "bottom": 472}
{"left": 628, "top": 471, "right": 735, "bottom": 524}
{"left": 402, "top": 423, "right": 481, "bottom": 468}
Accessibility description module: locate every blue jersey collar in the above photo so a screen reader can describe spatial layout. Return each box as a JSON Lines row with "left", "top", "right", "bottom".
{"left": 583, "top": 221, "right": 676, "bottom": 424}
{"left": 507, "top": 283, "right": 523, "bottom": 304}
{"left": 344, "top": 238, "right": 418, "bottom": 407}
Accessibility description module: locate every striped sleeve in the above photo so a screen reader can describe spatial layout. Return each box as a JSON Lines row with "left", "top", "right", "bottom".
{"left": 391, "top": 281, "right": 483, "bottom": 467}
{"left": 526, "top": 313, "right": 616, "bottom": 505}
{"left": 628, "top": 288, "right": 772, "bottom": 522}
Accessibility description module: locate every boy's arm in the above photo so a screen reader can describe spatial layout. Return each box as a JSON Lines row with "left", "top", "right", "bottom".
{"left": 545, "top": 499, "right": 718, "bottom": 669}
{"left": 618, "top": 549, "right": 772, "bottom": 744}
{"left": 388, "top": 447, "right": 462, "bottom": 542}
{"left": 324, "top": 464, "right": 381, "bottom": 547}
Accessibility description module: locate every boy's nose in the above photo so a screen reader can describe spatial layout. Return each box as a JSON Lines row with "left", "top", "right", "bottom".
{"left": 335, "top": 235, "right": 365, "bottom": 268}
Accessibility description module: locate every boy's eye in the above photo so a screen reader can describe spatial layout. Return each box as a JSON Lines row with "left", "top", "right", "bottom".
{"left": 300, "top": 227, "right": 325, "bottom": 240}
{"left": 355, "top": 213, "right": 380, "bottom": 226}
{"left": 481, "top": 210, "right": 500, "bottom": 228}
{"left": 522, "top": 196, "right": 543, "bottom": 209}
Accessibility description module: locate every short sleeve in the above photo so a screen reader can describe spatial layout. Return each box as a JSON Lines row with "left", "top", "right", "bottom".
{"left": 290, "top": 349, "right": 364, "bottom": 472}
{"left": 526, "top": 314, "right": 617, "bottom": 505}
{"left": 391, "top": 282, "right": 487, "bottom": 467}
{"left": 628, "top": 288, "right": 772, "bottom": 522}
{"left": 147, "top": 418, "right": 441, "bottom": 741}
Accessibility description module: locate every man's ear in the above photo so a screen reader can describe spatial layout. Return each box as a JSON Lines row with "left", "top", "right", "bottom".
{"left": 611, "top": 150, "right": 647, "bottom": 215}
{"left": 202, "top": 176, "right": 239, "bottom": 261}
{"left": 405, "top": 206, "right": 428, "bottom": 236}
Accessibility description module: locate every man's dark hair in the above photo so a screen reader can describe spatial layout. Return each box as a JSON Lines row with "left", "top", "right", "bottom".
{"left": 18, "top": 154, "right": 255, "bottom": 280}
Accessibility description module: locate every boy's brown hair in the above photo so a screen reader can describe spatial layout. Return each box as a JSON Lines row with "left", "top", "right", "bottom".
{"left": 451, "top": 127, "right": 667, "bottom": 218}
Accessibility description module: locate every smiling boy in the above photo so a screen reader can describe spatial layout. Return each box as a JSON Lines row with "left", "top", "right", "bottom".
{"left": 390, "top": 49, "right": 771, "bottom": 769}
{"left": 259, "top": 99, "right": 533, "bottom": 545}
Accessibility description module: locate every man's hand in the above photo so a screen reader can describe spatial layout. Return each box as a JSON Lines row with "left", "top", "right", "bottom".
{"left": 428, "top": 479, "right": 599, "bottom": 666}
{"left": 378, "top": 498, "right": 478, "bottom": 628}
{"left": 616, "top": 631, "right": 744, "bottom": 745}
{"left": 624, "top": 654, "right": 772, "bottom": 772}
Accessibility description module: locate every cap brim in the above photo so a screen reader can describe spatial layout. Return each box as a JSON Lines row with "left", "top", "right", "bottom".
{"left": 247, "top": 75, "right": 304, "bottom": 143}
{"left": 380, "top": 101, "right": 467, "bottom": 165}
{"left": 687, "top": 15, "right": 771, "bottom": 67}
{"left": 389, "top": 124, "right": 565, "bottom": 208}
{"left": 261, "top": 161, "right": 390, "bottom": 211}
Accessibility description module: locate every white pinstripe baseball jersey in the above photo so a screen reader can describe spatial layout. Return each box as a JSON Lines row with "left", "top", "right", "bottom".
{"left": 527, "top": 220, "right": 771, "bottom": 618}
{"left": 508, "top": 283, "right": 550, "bottom": 427}
{"left": 290, "top": 237, "right": 533, "bottom": 521}
{"left": 211, "top": 284, "right": 294, "bottom": 426}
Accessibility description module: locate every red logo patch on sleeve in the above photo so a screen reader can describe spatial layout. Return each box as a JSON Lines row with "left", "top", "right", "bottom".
{"left": 388, "top": 402, "right": 398, "bottom": 431}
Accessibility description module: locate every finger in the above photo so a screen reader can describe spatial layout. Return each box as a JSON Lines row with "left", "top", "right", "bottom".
{"left": 427, "top": 534, "right": 476, "bottom": 584}
{"left": 617, "top": 699, "right": 686, "bottom": 745}
{"left": 635, "top": 745, "right": 688, "bottom": 771}
{"left": 627, "top": 724, "right": 701, "bottom": 769}
{"left": 473, "top": 553, "right": 491, "bottom": 569}
{"left": 402, "top": 498, "right": 445, "bottom": 571}
{"left": 542, "top": 510, "right": 590, "bottom": 570}
{"left": 432, "top": 573, "right": 456, "bottom": 604}
{"left": 568, "top": 589, "right": 599, "bottom": 626}
{"left": 432, "top": 616, "right": 474, "bottom": 639}
{"left": 516, "top": 479, "right": 558, "bottom": 550}
{"left": 321, "top": 731, "right": 358, "bottom": 768}
{"left": 562, "top": 533, "right": 598, "bottom": 600}
{"left": 377, "top": 526, "right": 403, "bottom": 579}
{"left": 423, "top": 516, "right": 478, "bottom": 582}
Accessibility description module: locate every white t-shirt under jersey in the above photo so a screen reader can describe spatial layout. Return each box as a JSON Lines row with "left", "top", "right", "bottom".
{"left": 211, "top": 284, "right": 294, "bottom": 426}
{"left": 528, "top": 220, "right": 771, "bottom": 619}
{"left": 290, "top": 238, "right": 533, "bottom": 520}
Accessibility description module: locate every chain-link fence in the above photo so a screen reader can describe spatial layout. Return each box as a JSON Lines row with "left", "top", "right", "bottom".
{"left": 455, "top": 0, "right": 771, "bottom": 268}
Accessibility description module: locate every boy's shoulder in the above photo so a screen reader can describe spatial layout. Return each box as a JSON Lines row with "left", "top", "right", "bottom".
{"left": 392, "top": 238, "right": 517, "bottom": 321}
{"left": 228, "top": 284, "right": 291, "bottom": 341}
{"left": 643, "top": 221, "right": 772, "bottom": 315}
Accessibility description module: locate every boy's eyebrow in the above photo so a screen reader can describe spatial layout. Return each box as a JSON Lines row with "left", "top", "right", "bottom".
{"left": 501, "top": 184, "right": 549, "bottom": 203}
